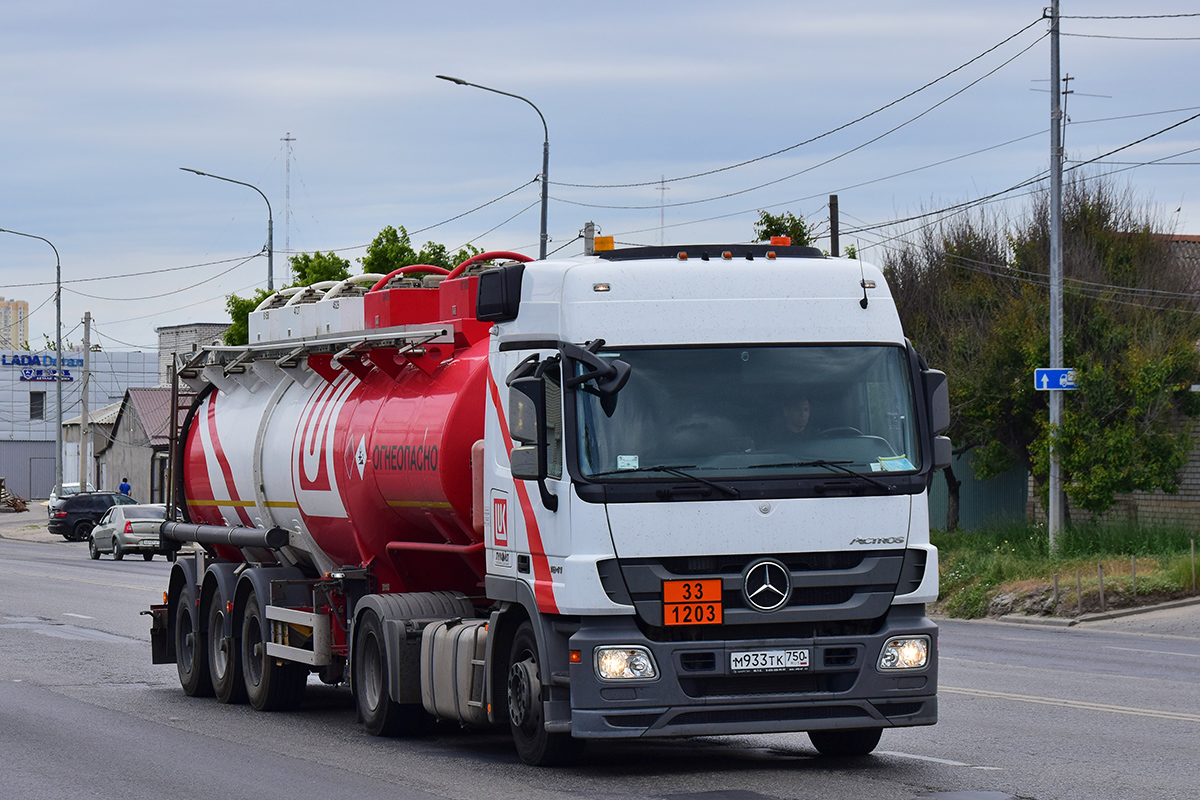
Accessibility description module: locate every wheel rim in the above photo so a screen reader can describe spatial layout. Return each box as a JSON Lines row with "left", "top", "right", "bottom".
{"left": 210, "top": 607, "right": 229, "bottom": 679}
{"left": 245, "top": 611, "right": 264, "bottom": 686}
{"left": 507, "top": 658, "right": 537, "bottom": 729}
{"left": 361, "top": 632, "right": 384, "bottom": 710}
{"left": 178, "top": 605, "right": 196, "bottom": 672}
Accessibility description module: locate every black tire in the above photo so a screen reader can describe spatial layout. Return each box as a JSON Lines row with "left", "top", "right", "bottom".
{"left": 112, "top": 539, "right": 124, "bottom": 561}
{"left": 175, "top": 585, "right": 213, "bottom": 697}
{"left": 72, "top": 520, "right": 93, "bottom": 542}
{"left": 241, "top": 588, "right": 306, "bottom": 711}
{"left": 808, "top": 727, "right": 883, "bottom": 757}
{"left": 505, "top": 621, "right": 578, "bottom": 766}
{"left": 354, "top": 609, "right": 423, "bottom": 736}
{"left": 207, "top": 594, "right": 247, "bottom": 704}
{"left": 88, "top": 536, "right": 100, "bottom": 560}
{"left": 143, "top": 552, "right": 154, "bottom": 561}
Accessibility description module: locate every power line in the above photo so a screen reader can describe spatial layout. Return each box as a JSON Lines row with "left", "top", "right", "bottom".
{"left": 0, "top": 254, "right": 259, "bottom": 291}
{"left": 1061, "top": 13, "right": 1200, "bottom": 19}
{"left": 557, "top": 30, "right": 1049, "bottom": 214}
{"left": 62, "top": 254, "right": 259, "bottom": 301}
{"left": 551, "top": 18, "right": 1045, "bottom": 190}
{"left": 1063, "top": 32, "right": 1200, "bottom": 41}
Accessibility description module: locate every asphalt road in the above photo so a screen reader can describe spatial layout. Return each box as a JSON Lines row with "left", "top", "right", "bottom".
{"left": 3, "top": 509, "right": 1198, "bottom": 800}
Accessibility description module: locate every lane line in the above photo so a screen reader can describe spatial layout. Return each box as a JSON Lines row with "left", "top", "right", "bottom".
{"left": 1102, "top": 645, "right": 1200, "bottom": 659}
{"left": 62, "top": 613, "right": 94, "bottom": 619}
{"left": 942, "top": 685, "right": 1200, "bottom": 723}
{"left": 877, "top": 751, "right": 1001, "bottom": 770}
{"left": 9, "top": 568, "right": 161, "bottom": 593}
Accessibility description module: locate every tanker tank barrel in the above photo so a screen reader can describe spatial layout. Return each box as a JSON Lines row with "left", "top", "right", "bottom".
{"left": 159, "top": 522, "right": 289, "bottom": 549}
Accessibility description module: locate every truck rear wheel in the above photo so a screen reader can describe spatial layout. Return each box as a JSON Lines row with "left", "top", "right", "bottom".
{"left": 207, "top": 594, "right": 247, "bottom": 704}
{"left": 354, "top": 609, "right": 423, "bottom": 736}
{"left": 241, "top": 588, "right": 306, "bottom": 711}
{"left": 175, "top": 585, "right": 213, "bottom": 696}
{"left": 506, "top": 621, "right": 577, "bottom": 766}
{"left": 808, "top": 727, "right": 883, "bottom": 757}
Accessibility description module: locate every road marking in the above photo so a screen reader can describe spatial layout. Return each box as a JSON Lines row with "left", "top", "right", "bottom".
{"left": 942, "top": 685, "right": 1200, "bottom": 723}
{"left": 1103, "top": 645, "right": 1200, "bottom": 659}
{"left": 9, "top": 568, "right": 160, "bottom": 593}
{"left": 877, "top": 750, "right": 1000, "bottom": 770}
{"left": 63, "top": 613, "right": 94, "bottom": 619}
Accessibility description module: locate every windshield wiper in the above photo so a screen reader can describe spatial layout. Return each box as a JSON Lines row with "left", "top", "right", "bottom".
{"left": 588, "top": 464, "right": 740, "bottom": 498}
{"left": 747, "top": 459, "right": 893, "bottom": 492}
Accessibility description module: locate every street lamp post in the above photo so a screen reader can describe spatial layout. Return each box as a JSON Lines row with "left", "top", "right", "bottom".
{"left": 436, "top": 75, "right": 550, "bottom": 260}
{"left": 180, "top": 167, "right": 275, "bottom": 290}
{"left": 0, "top": 227, "right": 63, "bottom": 497}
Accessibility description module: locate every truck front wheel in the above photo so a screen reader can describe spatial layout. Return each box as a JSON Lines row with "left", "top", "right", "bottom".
{"left": 808, "top": 727, "right": 883, "bottom": 757}
{"left": 207, "top": 594, "right": 246, "bottom": 704}
{"left": 241, "top": 588, "right": 306, "bottom": 711}
{"left": 353, "top": 610, "right": 423, "bottom": 736}
{"left": 506, "top": 621, "right": 577, "bottom": 766}
{"left": 175, "top": 585, "right": 213, "bottom": 697}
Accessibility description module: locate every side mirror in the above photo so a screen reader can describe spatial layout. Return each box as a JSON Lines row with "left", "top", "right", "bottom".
{"left": 922, "top": 369, "right": 950, "bottom": 434}
{"left": 508, "top": 377, "right": 546, "bottom": 482}
{"left": 933, "top": 435, "right": 953, "bottom": 471}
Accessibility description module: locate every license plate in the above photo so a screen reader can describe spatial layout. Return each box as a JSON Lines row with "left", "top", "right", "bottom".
{"left": 730, "top": 648, "right": 810, "bottom": 673}
{"left": 663, "top": 579, "right": 722, "bottom": 626}
{"left": 140, "top": 539, "right": 158, "bottom": 548}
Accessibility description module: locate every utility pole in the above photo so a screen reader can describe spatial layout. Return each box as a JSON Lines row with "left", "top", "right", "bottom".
{"left": 658, "top": 176, "right": 669, "bottom": 246}
{"left": 79, "top": 312, "right": 90, "bottom": 491}
{"left": 829, "top": 194, "right": 840, "bottom": 257}
{"left": 282, "top": 132, "right": 295, "bottom": 282}
{"left": 1048, "top": 0, "right": 1065, "bottom": 551}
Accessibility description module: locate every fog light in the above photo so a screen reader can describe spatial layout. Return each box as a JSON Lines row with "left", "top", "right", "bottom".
{"left": 877, "top": 636, "right": 930, "bottom": 671}
{"left": 595, "top": 646, "right": 658, "bottom": 681}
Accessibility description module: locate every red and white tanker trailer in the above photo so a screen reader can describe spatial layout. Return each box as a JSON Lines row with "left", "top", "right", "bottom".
{"left": 148, "top": 239, "right": 950, "bottom": 765}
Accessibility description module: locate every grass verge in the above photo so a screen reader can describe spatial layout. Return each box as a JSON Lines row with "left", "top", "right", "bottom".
{"left": 931, "top": 522, "right": 1200, "bottom": 619}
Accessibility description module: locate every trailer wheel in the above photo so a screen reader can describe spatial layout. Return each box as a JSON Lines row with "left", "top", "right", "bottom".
{"left": 506, "top": 621, "right": 577, "bottom": 766}
{"left": 241, "top": 588, "right": 306, "bottom": 711}
{"left": 808, "top": 727, "right": 882, "bottom": 757}
{"left": 175, "top": 585, "right": 213, "bottom": 696}
{"left": 207, "top": 595, "right": 247, "bottom": 704}
{"left": 354, "top": 609, "right": 423, "bottom": 736}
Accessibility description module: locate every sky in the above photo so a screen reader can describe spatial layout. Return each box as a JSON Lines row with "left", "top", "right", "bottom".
{"left": 1, "top": 1, "right": 1198, "bottom": 353}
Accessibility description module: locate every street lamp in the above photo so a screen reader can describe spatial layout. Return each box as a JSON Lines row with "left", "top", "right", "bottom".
{"left": 436, "top": 75, "right": 550, "bottom": 260}
{"left": 0, "top": 227, "right": 63, "bottom": 497}
{"left": 180, "top": 167, "right": 275, "bottom": 290}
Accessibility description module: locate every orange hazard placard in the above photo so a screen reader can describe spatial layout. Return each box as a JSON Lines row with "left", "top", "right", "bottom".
{"left": 663, "top": 579, "right": 723, "bottom": 626}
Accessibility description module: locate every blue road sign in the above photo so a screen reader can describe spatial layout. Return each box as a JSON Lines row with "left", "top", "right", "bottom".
{"left": 1034, "top": 368, "right": 1077, "bottom": 391}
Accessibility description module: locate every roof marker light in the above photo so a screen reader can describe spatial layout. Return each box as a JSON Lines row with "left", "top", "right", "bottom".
{"left": 722, "top": 251, "right": 733, "bottom": 260}
{"left": 593, "top": 283, "right": 611, "bottom": 293}
{"left": 594, "top": 236, "right": 615, "bottom": 252}
{"left": 766, "top": 251, "right": 777, "bottom": 260}
{"left": 677, "top": 252, "right": 688, "bottom": 261}
{"left": 770, "top": 236, "right": 791, "bottom": 246}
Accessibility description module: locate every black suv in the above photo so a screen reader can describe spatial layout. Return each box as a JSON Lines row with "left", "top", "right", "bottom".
{"left": 49, "top": 492, "right": 138, "bottom": 541}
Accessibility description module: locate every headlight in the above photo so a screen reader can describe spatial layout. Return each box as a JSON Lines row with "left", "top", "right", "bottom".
{"left": 877, "top": 636, "right": 930, "bottom": 671}
{"left": 595, "top": 646, "right": 658, "bottom": 681}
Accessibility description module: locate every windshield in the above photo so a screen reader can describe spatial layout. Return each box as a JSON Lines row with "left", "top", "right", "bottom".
{"left": 576, "top": 345, "right": 920, "bottom": 480}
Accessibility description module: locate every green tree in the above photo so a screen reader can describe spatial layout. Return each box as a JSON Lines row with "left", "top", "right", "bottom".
{"left": 753, "top": 210, "right": 814, "bottom": 247}
{"left": 360, "top": 226, "right": 481, "bottom": 274}
{"left": 223, "top": 288, "right": 273, "bottom": 346}
{"left": 885, "top": 175, "right": 1200, "bottom": 525}
{"left": 289, "top": 250, "right": 351, "bottom": 285}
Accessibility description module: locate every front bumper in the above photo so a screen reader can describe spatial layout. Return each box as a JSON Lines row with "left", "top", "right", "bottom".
{"left": 566, "top": 605, "right": 937, "bottom": 739}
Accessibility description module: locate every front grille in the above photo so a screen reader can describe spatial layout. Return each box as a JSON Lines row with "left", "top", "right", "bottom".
{"left": 679, "top": 671, "right": 857, "bottom": 698}
{"left": 618, "top": 549, "right": 906, "bottom": 629}
{"left": 668, "top": 705, "right": 868, "bottom": 727}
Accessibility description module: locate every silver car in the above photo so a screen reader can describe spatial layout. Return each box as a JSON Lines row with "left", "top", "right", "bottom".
{"left": 88, "top": 504, "right": 168, "bottom": 561}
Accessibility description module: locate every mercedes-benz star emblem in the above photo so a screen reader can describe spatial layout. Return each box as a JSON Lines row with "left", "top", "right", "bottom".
{"left": 743, "top": 559, "right": 791, "bottom": 612}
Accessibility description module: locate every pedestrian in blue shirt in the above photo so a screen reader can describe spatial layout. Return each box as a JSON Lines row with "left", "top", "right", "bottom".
{"left": 118, "top": 477, "right": 131, "bottom": 496}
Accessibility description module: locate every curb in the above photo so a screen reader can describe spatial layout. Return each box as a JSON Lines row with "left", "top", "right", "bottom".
{"left": 997, "top": 595, "right": 1200, "bottom": 627}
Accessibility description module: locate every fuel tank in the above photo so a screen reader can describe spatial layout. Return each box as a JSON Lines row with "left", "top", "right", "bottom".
{"left": 180, "top": 266, "right": 503, "bottom": 598}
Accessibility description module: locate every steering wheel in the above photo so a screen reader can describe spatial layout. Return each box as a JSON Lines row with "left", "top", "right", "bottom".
{"left": 818, "top": 426, "right": 863, "bottom": 437}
